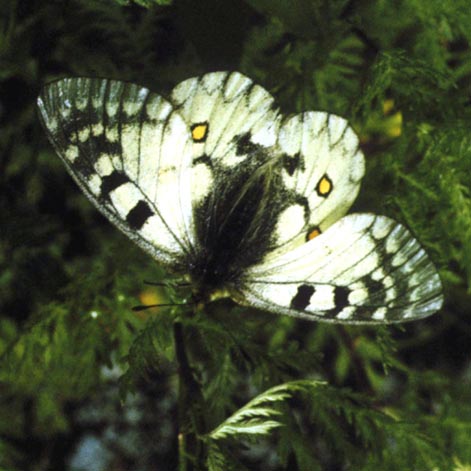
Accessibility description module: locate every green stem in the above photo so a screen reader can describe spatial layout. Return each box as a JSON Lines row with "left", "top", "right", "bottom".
{"left": 338, "top": 326, "right": 375, "bottom": 395}
{"left": 178, "top": 431, "right": 187, "bottom": 471}
{"left": 174, "top": 320, "right": 206, "bottom": 471}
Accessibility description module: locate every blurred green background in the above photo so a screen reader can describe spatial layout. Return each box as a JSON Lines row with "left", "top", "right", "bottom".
{"left": 1, "top": 0, "right": 471, "bottom": 470}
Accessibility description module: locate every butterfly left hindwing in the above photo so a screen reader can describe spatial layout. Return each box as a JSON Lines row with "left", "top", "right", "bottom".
{"left": 38, "top": 72, "right": 443, "bottom": 324}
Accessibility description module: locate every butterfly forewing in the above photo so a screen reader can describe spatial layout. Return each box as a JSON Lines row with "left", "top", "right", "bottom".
{"left": 38, "top": 78, "right": 196, "bottom": 266}
{"left": 170, "top": 71, "right": 281, "bottom": 167}
{"left": 237, "top": 214, "right": 443, "bottom": 323}
{"left": 169, "top": 71, "right": 285, "bottom": 279}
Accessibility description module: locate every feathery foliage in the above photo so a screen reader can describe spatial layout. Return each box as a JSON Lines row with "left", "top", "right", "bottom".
{"left": 1, "top": 0, "right": 470, "bottom": 469}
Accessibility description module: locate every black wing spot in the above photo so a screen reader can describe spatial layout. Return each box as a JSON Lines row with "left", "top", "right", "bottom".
{"left": 324, "top": 285, "right": 351, "bottom": 318}
{"left": 282, "top": 152, "right": 304, "bottom": 176}
{"left": 234, "top": 132, "right": 261, "bottom": 156}
{"left": 100, "top": 170, "right": 130, "bottom": 199}
{"left": 90, "top": 134, "right": 122, "bottom": 156}
{"left": 70, "top": 148, "right": 94, "bottom": 178}
{"left": 290, "top": 284, "right": 315, "bottom": 310}
{"left": 334, "top": 285, "right": 351, "bottom": 311}
{"left": 193, "top": 153, "right": 212, "bottom": 167}
{"left": 126, "top": 200, "right": 153, "bottom": 230}
{"left": 362, "top": 276, "right": 387, "bottom": 305}
{"left": 62, "top": 113, "right": 99, "bottom": 139}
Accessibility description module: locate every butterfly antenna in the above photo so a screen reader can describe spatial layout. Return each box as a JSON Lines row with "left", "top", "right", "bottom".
{"left": 143, "top": 280, "right": 191, "bottom": 287}
{"left": 132, "top": 301, "right": 195, "bottom": 312}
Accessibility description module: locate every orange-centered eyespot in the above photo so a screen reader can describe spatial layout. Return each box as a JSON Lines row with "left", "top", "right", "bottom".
{"left": 191, "top": 122, "right": 209, "bottom": 142}
{"left": 316, "top": 174, "right": 333, "bottom": 197}
{"left": 306, "top": 226, "right": 321, "bottom": 242}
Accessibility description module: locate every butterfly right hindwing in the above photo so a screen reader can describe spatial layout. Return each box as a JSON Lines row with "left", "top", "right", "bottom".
{"left": 236, "top": 214, "right": 443, "bottom": 323}
{"left": 277, "top": 113, "right": 364, "bottom": 246}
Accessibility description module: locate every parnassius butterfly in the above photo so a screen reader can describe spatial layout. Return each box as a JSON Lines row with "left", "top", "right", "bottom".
{"left": 38, "top": 71, "right": 443, "bottom": 323}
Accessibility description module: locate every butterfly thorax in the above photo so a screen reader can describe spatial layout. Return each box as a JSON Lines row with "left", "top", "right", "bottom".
{"left": 188, "top": 157, "right": 285, "bottom": 295}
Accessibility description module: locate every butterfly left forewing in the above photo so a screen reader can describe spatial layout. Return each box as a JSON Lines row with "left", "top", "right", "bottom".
{"left": 38, "top": 78, "right": 196, "bottom": 266}
{"left": 169, "top": 71, "right": 283, "bottom": 261}
{"left": 234, "top": 214, "right": 443, "bottom": 323}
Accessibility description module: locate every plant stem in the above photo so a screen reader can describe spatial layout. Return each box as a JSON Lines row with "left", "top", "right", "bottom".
{"left": 174, "top": 320, "right": 206, "bottom": 471}
{"left": 338, "top": 326, "right": 375, "bottom": 395}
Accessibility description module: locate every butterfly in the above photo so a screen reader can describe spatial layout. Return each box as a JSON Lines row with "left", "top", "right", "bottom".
{"left": 37, "top": 71, "right": 443, "bottom": 323}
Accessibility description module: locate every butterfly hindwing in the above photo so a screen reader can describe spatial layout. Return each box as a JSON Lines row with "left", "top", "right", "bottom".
{"left": 38, "top": 78, "right": 195, "bottom": 266}
{"left": 236, "top": 214, "right": 443, "bottom": 323}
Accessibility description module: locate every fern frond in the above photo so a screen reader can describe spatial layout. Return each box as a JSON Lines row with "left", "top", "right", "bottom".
{"left": 208, "top": 380, "right": 325, "bottom": 441}
{"left": 119, "top": 311, "right": 175, "bottom": 397}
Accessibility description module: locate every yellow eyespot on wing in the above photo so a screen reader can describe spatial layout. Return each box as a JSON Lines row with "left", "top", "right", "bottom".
{"left": 191, "top": 122, "right": 209, "bottom": 142}
{"left": 306, "top": 226, "right": 321, "bottom": 241}
{"left": 316, "top": 174, "right": 333, "bottom": 197}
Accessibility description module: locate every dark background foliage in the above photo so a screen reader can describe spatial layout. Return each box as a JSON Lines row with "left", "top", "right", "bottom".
{"left": 1, "top": 0, "right": 470, "bottom": 470}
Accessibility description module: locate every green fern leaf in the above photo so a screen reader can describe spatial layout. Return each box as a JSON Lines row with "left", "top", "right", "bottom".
{"left": 208, "top": 380, "right": 325, "bottom": 441}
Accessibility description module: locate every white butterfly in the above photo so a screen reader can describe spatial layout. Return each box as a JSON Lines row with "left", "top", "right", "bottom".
{"left": 37, "top": 71, "right": 443, "bottom": 323}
